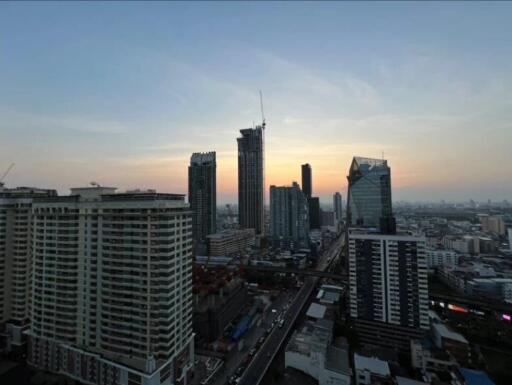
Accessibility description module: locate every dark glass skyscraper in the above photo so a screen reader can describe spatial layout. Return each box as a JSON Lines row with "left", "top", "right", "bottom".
{"left": 301, "top": 163, "right": 312, "bottom": 199}
{"left": 346, "top": 157, "right": 393, "bottom": 230}
{"left": 238, "top": 125, "right": 264, "bottom": 235}
{"left": 308, "top": 197, "right": 321, "bottom": 229}
{"left": 189, "top": 152, "right": 217, "bottom": 243}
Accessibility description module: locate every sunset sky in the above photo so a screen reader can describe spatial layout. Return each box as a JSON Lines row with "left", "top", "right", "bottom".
{"left": 1, "top": 2, "right": 511, "bottom": 204}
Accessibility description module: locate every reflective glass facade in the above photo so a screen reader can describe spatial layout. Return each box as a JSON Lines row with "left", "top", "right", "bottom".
{"left": 347, "top": 157, "right": 392, "bottom": 228}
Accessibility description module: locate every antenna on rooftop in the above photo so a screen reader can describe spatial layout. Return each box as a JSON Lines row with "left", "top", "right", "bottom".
{"left": 259, "top": 90, "right": 266, "bottom": 129}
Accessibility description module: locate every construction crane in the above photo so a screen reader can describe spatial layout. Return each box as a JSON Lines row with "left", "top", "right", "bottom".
{"left": 0, "top": 163, "right": 14, "bottom": 188}
{"left": 259, "top": 90, "right": 266, "bottom": 129}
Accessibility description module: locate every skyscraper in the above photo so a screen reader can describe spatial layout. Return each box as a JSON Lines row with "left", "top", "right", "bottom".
{"left": 301, "top": 163, "right": 312, "bottom": 199}
{"left": 270, "top": 182, "right": 309, "bottom": 248}
{"left": 301, "top": 163, "right": 320, "bottom": 230}
{"left": 189, "top": 152, "right": 217, "bottom": 243}
{"left": 346, "top": 157, "right": 393, "bottom": 231}
{"left": 308, "top": 197, "right": 321, "bottom": 229}
{"left": 28, "top": 187, "right": 194, "bottom": 385}
{"left": 348, "top": 230, "right": 429, "bottom": 353}
{"left": 333, "top": 192, "right": 342, "bottom": 225}
{"left": 238, "top": 125, "right": 264, "bottom": 235}
{"left": 0, "top": 186, "right": 56, "bottom": 353}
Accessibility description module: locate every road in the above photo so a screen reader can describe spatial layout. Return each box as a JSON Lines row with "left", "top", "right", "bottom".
{"left": 236, "top": 235, "right": 345, "bottom": 385}
{"left": 207, "top": 291, "right": 293, "bottom": 385}
{"left": 242, "top": 265, "right": 345, "bottom": 280}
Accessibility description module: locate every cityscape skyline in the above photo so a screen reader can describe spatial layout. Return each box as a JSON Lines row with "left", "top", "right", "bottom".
{"left": 0, "top": 3, "right": 510, "bottom": 385}
{"left": 1, "top": 3, "right": 512, "bottom": 203}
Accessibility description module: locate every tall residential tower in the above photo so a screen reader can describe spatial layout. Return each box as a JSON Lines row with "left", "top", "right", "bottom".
{"left": 28, "top": 187, "right": 194, "bottom": 385}
{"left": 348, "top": 230, "right": 429, "bottom": 353}
{"left": 269, "top": 182, "right": 310, "bottom": 248}
{"left": 188, "top": 152, "right": 217, "bottom": 243}
{"left": 238, "top": 125, "right": 265, "bottom": 235}
{"left": 0, "top": 186, "right": 56, "bottom": 353}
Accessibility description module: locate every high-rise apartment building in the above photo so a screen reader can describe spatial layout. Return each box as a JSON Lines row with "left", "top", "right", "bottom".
{"left": 28, "top": 187, "right": 194, "bottom": 385}
{"left": 0, "top": 186, "right": 56, "bottom": 353}
{"left": 348, "top": 229, "right": 429, "bottom": 353}
{"left": 478, "top": 214, "right": 506, "bottom": 235}
{"left": 301, "top": 164, "right": 320, "bottom": 230}
{"left": 333, "top": 192, "right": 342, "bottom": 225}
{"left": 269, "top": 182, "right": 309, "bottom": 248}
{"left": 238, "top": 125, "right": 265, "bottom": 235}
{"left": 188, "top": 152, "right": 216, "bottom": 243}
{"left": 301, "top": 164, "right": 312, "bottom": 199}
{"left": 346, "top": 157, "right": 393, "bottom": 231}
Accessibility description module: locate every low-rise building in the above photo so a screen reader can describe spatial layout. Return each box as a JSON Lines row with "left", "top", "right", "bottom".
{"left": 410, "top": 339, "right": 458, "bottom": 373}
{"left": 426, "top": 248, "right": 459, "bottom": 270}
{"left": 285, "top": 319, "right": 351, "bottom": 385}
{"left": 467, "top": 277, "right": 512, "bottom": 302}
{"left": 206, "top": 228, "right": 255, "bottom": 256}
{"left": 353, "top": 353, "right": 390, "bottom": 385}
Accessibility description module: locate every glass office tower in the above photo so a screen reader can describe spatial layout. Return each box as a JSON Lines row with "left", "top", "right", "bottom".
{"left": 346, "top": 157, "right": 393, "bottom": 230}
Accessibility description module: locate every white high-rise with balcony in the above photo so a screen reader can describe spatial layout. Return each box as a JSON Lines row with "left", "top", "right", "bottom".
{"left": 0, "top": 186, "right": 57, "bottom": 353}
{"left": 28, "top": 187, "right": 194, "bottom": 385}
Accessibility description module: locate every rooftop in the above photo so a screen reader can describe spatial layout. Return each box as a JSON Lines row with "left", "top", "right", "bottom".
{"left": 286, "top": 319, "right": 333, "bottom": 356}
{"left": 354, "top": 353, "right": 390, "bottom": 377}
{"left": 325, "top": 345, "right": 351, "bottom": 375}
{"left": 306, "top": 302, "right": 327, "bottom": 319}
{"left": 190, "top": 152, "right": 216, "bottom": 165}
{"left": 432, "top": 323, "right": 468, "bottom": 344}
{"left": 396, "top": 376, "right": 428, "bottom": 385}
{"left": 459, "top": 368, "right": 496, "bottom": 385}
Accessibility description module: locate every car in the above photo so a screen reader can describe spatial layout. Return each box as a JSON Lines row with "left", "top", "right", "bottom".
{"left": 258, "top": 336, "right": 265, "bottom": 345}
{"left": 236, "top": 365, "right": 246, "bottom": 376}
{"left": 249, "top": 348, "right": 257, "bottom": 356}
{"left": 278, "top": 319, "right": 285, "bottom": 328}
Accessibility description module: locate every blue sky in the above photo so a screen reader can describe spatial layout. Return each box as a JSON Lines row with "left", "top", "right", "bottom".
{"left": 1, "top": 2, "right": 511, "bottom": 203}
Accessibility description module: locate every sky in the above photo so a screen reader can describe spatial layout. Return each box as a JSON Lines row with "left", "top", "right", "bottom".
{"left": 1, "top": 2, "right": 511, "bottom": 204}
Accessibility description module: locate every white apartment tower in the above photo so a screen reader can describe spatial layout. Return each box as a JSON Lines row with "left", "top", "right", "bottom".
{"left": 0, "top": 186, "right": 57, "bottom": 353}
{"left": 28, "top": 187, "right": 194, "bottom": 385}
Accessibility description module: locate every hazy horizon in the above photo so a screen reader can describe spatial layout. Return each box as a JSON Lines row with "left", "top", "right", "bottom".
{"left": 1, "top": 2, "right": 511, "bottom": 204}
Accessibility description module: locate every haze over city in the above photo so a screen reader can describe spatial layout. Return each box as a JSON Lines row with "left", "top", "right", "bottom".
{"left": 1, "top": 2, "right": 512, "bottom": 203}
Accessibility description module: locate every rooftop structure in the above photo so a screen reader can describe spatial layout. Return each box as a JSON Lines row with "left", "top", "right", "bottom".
{"left": 286, "top": 319, "right": 351, "bottom": 385}
{"left": 353, "top": 353, "right": 390, "bottom": 385}
{"left": 306, "top": 303, "right": 327, "bottom": 319}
